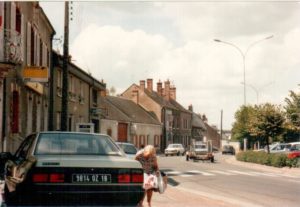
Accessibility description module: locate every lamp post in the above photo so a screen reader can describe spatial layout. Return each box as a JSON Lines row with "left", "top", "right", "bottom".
{"left": 241, "top": 81, "right": 274, "bottom": 104}
{"left": 214, "top": 35, "right": 273, "bottom": 105}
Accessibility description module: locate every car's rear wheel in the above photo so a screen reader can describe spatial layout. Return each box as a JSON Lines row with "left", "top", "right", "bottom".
{"left": 177, "top": 152, "right": 180, "bottom": 156}
{"left": 211, "top": 157, "right": 214, "bottom": 163}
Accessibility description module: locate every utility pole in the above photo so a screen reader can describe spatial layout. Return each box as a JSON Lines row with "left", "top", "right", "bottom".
{"left": 61, "top": 1, "right": 69, "bottom": 131}
{"left": 220, "top": 109, "right": 223, "bottom": 140}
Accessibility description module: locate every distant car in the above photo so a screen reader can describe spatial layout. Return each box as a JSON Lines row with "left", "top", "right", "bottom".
{"left": 116, "top": 142, "right": 138, "bottom": 159}
{"left": 222, "top": 145, "right": 235, "bottom": 155}
{"left": 269, "top": 143, "right": 291, "bottom": 153}
{"left": 2, "top": 132, "right": 144, "bottom": 206}
{"left": 165, "top": 144, "right": 185, "bottom": 156}
{"left": 288, "top": 142, "right": 300, "bottom": 159}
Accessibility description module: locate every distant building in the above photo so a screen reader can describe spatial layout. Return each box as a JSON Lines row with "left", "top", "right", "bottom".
{"left": 99, "top": 95, "right": 162, "bottom": 149}
{"left": 50, "top": 52, "right": 106, "bottom": 132}
{"left": 122, "top": 79, "right": 192, "bottom": 151}
{"left": 0, "top": 2, "right": 55, "bottom": 152}
{"left": 188, "top": 105, "right": 207, "bottom": 142}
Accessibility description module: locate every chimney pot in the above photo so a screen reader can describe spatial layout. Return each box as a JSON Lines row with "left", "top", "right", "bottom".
{"left": 147, "top": 79, "right": 153, "bottom": 92}
{"left": 140, "top": 80, "right": 145, "bottom": 91}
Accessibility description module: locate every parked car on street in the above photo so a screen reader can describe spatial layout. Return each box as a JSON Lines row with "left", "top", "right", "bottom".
{"left": 222, "top": 145, "right": 236, "bottom": 155}
{"left": 164, "top": 144, "right": 185, "bottom": 156}
{"left": 288, "top": 142, "right": 300, "bottom": 159}
{"left": 1, "top": 132, "right": 144, "bottom": 206}
{"left": 269, "top": 143, "right": 291, "bottom": 153}
{"left": 116, "top": 142, "right": 138, "bottom": 159}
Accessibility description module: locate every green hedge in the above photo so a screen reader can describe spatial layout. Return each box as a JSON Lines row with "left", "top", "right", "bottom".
{"left": 236, "top": 151, "right": 299, "bottom": 168}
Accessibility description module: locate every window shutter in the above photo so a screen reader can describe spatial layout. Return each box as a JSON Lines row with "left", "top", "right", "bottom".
{"left": 36, "top": 35, "right": 40, "bottom": 66}
{"left": 10, "top": 2, "right": 16, "bottom": 31}
{"left": 26, "top": 22, "right": 31, "bottom": 65}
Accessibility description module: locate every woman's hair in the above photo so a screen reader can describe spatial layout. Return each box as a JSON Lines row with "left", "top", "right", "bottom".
{"left": 143, "top": 145, "right": 156, "bottom": 157}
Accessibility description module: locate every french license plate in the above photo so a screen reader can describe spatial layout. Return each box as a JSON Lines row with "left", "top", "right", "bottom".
{"left": 72, "top": 174, "right": 111, "bottom": 183}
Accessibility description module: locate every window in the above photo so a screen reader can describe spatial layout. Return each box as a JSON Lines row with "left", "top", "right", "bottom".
{"left": 92, "top": 89, "right": 98, "bottom": 106}
{"left": 69, "top": 75, "right": 75, "bottom": 93}
{"left": 16, "top": 6, "right": 21, "bottom": 33}
{"left": 35, "top": 133, "right": 120, "bottom": 155}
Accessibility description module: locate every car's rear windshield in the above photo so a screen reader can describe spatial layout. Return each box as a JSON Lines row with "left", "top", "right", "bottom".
{"left": 35, "top": 133, "right": 120, "bottom": 156}
{"left": 195, "top": 145, "right": 206, "bottom": 149}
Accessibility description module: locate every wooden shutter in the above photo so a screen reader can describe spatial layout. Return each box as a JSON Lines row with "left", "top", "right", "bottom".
{"left": 10, "top": 2, "right": 16, "bottom": 30}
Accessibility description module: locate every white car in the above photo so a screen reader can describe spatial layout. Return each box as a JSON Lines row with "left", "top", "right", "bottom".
{"left": 164, "top": 144, "right": 185, "bottom": 156}
{"left": 268, "top": 143, "right": 291, "bottom": 153}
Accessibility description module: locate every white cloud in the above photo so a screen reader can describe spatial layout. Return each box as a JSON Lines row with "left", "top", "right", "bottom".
{"left": 41, "top": 1, "right": 300, "bottom": 129}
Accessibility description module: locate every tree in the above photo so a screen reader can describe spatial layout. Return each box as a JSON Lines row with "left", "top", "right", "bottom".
{"left": 250, "top": 104, "right": 285, "bottom": 153}
{"left": 231, "top": 105, "right": 257, "bottom": 148}
{"left": 284, "top": 88, "right": 300, "bottom": 142}
{"left": 109, "top": 86, "right": 116, "bottom": 96}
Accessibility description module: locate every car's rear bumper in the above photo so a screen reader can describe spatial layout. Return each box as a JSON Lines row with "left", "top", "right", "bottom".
{"left": 6, "top": 184, "right": 144, "bottom": 206}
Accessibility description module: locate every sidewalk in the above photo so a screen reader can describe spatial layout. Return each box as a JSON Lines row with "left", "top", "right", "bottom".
{"left": 225, "top": 156, "right": 300, "bottom": 177}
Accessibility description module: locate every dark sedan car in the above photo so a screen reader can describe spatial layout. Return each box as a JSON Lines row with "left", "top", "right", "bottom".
{"left": 222, "top": 145, "right": 235, "bottom": 155}
{"left": 2, "top": 132, "right": 144, "bottom": 206}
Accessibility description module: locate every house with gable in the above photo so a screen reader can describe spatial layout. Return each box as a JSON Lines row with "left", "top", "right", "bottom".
{"left": 121, "top": 79, "right": 192, "bottom": 151}
{"left": 99, "top": 95, "right": 162, "bottom": 149}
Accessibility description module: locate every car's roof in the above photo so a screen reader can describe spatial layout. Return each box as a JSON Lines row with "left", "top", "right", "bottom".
{"left": 38, "top": 131, "right": 109, "bottom": 136}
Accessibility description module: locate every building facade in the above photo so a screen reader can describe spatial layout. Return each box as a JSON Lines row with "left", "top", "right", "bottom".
{"left": 0, "top": 2, "right": 55, "bottom": 152}
{"left": 50, "top": 52, "right": 106, "bottom": 132}
{"left": 122, "top": 79, "right": 192, "bottom": 151}
{"left": 99, "top": 95, "right": 162, "bottom": 149}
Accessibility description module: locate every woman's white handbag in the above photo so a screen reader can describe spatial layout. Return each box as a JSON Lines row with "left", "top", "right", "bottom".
{"left": 143, "top": 173, "right": 158, "bottom": 190}
{"left": 156, "top": 172, "right": 166, "bottom": 194}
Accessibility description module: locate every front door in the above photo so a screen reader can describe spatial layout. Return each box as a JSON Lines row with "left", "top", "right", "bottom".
{"left": 118, "top": 123, "right": 128, "bottom": 142}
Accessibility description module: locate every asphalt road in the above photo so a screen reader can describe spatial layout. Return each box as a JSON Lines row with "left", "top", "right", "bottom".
{"left": 157, "top": 153, "right": 300, "bottom": 207}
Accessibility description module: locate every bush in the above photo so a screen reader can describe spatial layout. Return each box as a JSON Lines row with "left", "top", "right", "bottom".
{"left": 236, "top": 151, "right": 298, "bottom": 168}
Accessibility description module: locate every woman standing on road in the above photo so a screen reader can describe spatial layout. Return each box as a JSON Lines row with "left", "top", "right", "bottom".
{"left": 135, "top": 145, "right": 159, "bottom": 207}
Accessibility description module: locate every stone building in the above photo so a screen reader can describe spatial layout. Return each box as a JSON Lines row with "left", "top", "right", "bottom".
{"left": 0, "top": 2, "right": 55, "bottom": 152}
{"left": 99, "top": 95, "right": 162, "bottom": 149}
{"left": 122, "top": 79, "right": 192, "bottom": 151}
{"left": 50, "top": 52, "right": 106, "bottom": 132}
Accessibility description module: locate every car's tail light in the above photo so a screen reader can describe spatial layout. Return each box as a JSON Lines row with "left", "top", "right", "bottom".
{"left": 32, "top": 174, "right": 48, "bottom": 183}
{"left": 50, "top": 173, "right": 65, "bottom": 183}
{"left": 118, "top": 174, "right": 130, "bottom": 183}
{"left": 132, "top": 174, "right": 143, "bottom": 183}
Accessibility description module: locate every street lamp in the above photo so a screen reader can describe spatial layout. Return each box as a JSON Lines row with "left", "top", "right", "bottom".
{"left": 241, "top": 81, "right": 274, "bottom": 104}
{"left": 214, "top": 35, "right": 273, "bottom": 105}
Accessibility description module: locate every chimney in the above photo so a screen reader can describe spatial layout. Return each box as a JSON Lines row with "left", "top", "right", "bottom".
{"left": 146, "top": 79, "right": 153, "bottom": 92}
{"left": 164, "top": 80, "right": 170, "bottom": 100}
{"left": 132, "top": 90, "right": 139, "bottom": 104}
{"left": 157, "top": 81, "right": 162, "bottom": 96}
{"left": 140, "top": 80, "right": 145, "bottom": 91}
{"left": 170, "top": 86, "right": 176, "bottom": 100}
{"left": 188, "top": 104, "right": 193, "bottom": 112}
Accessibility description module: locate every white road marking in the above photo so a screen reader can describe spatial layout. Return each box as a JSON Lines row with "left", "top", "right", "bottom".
{"left": 209, "top": 170, "right": 237, "bottom": 175}
{"left": 187, "top": 170, "right": 215, "bottom": 176}
{"left": 247, "top": 171, "right": 280, "bottom": 177}
{"left": 227, "top": 170, "right": 258, "bottom": 176}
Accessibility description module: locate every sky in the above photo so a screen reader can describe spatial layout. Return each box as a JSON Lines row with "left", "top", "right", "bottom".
{"left": 40, "top": 0, "right": 300, "bottom": 129}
